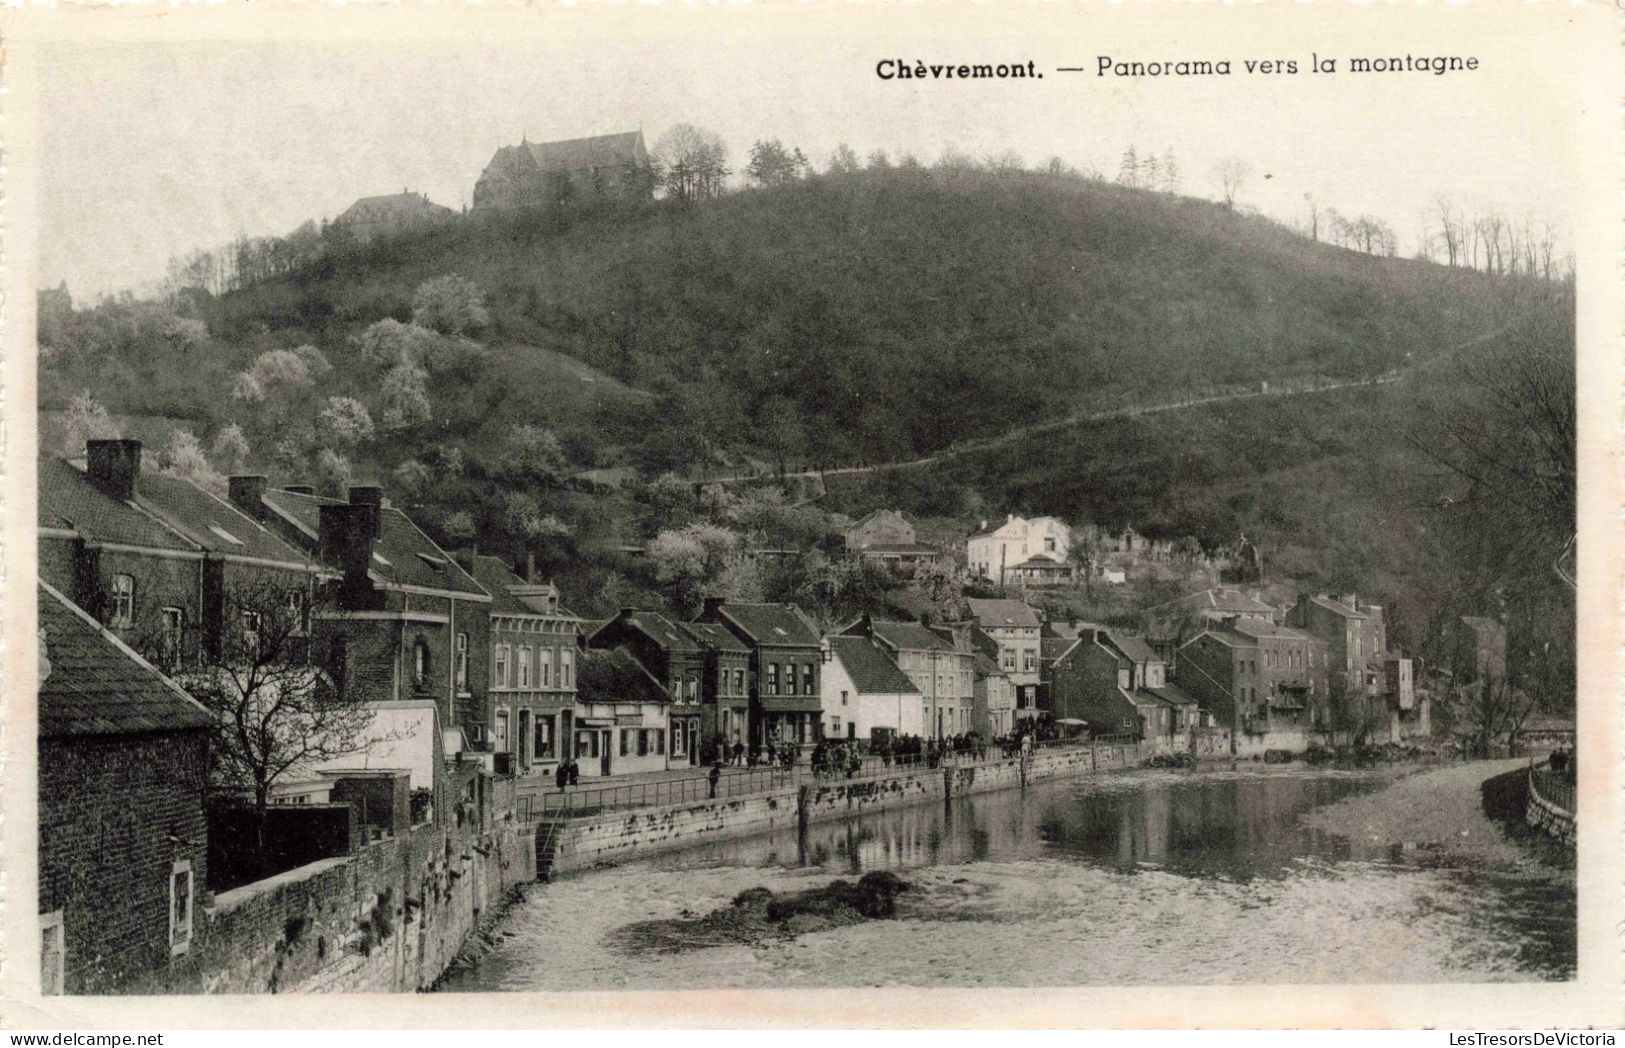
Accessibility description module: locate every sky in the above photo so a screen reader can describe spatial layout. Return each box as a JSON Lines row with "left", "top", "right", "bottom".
{"left": 31, "top": 5, "right": 1592, "bottom": 300}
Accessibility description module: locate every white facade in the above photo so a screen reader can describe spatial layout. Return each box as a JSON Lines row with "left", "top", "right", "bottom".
{"left": 822, "top": 650, "right": 925, "bottom": 740}
{"left": 967, "top": 515, "right": 1072, "bottom": 583}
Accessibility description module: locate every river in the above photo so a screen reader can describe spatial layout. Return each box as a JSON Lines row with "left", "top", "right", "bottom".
{"left": 439, "top": 764, "right": 1575, "bottom": 990}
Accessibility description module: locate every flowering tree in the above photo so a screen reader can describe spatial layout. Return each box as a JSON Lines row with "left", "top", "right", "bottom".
{"left": 411, "top": 274, "right": 489, "bottom": 336}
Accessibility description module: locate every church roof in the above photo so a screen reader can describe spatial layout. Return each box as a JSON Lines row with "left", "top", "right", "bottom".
{"left": 527, "top": 131, "right": 648, "bottom": 173}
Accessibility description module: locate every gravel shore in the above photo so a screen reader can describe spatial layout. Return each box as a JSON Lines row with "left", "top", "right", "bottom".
{"left": 1300, "top": 759, "right": 1540, "bottom": 870}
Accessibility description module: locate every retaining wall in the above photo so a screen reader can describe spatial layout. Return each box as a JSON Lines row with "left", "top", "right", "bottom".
{"left": 1526, "top": 771, "right": 1577, "bottom": 846}
{"left": 127, "top": 815, "right": 534, "bottom": 994}
{"left": 538, "top": 743, "right": 1148, "bottom": 875}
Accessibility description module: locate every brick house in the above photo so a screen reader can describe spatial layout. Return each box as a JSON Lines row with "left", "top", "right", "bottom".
{"left": 332, "top": 190, "right": 454, "bottom": 240}
{"left": 966, "top": 598, "right": 1043, "bottom": 716}
{"left": 822, "top": 635, "right": 925, "bottom": 742}
{"left": 586, "top": 609, "right": 710, "bottom": 768}
{"left": 39, "top": 443, "right": 322, "bottom": 672}
{"left": 694, "top": 598, "right": 824, "bottom": 753}
{"left": 464, "top": 555, "right": 581, "bottom": 778}
{"left": 228, "top": 480, "right": 492, "bottom": 743}
{"left": 37, "top": 582, "right": 213, "bottom": 994}
{"left": 971, "top": 650, "right": 1017, "bottom": 738}
{"left": 679, "top": 620, "right": 752, "bottom": 760}
{"left": 1045, "top": 628, "right": 1202, "bottom": 746}
{"left": 1178, "top": 617, "right": 1329, "bottom": 755}
{"left": 841, "top": 616, "right": 975, "bottom": 739}
{"left": 1144, "top": 587, "right": 1284, "bottom": 666}
{"left": 472, "top": 131, "right": 653, "bottom": 212}
{"left": 1283, "top": 592, "right": 1420, "bottom": 741}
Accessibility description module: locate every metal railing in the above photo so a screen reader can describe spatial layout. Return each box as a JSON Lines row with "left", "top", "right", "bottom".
{"left": 1529, "top": 760, "right": 1576, "bottom": 818}
{"left": 519, "top": 764, "right": 793, "bottom": 819}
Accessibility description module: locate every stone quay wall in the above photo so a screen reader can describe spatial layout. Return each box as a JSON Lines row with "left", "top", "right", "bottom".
{"left": 1526, "top": 766, "right": 1577, "bottom": 846}
{"left": 128, "top": 815, "right": 534, "bottom": 994}
{"left": 538, "top": 741, "right": 1149, "bottom": 875}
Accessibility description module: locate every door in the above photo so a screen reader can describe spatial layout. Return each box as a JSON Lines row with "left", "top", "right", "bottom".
{"left": 846, "top": 721, "right": 856, "bottom": 740}
{"left": 688, "top": 722, "right": 699, "bottom": 765}
{"left": 600, "top": 730, "right": 612, "bottom": 776}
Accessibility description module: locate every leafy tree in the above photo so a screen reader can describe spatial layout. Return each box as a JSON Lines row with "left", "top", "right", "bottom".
{"left": 827, "top": 143, "right": 861, "bottom": 175}
{"left": 747, "top": 139, "right": 807, "bottom": 188}
{"left": 866, "top": 149, "right": 891, "bottom": 171}
{"left": 313, "top": 448, "right": 352, "bottom": 497}
{"left": 211, "top": 423, "right": 251, "bottom": 473}
{"left": 440, "top": 510, "right": 477, "bottom": 546}
{"left": 56, "top": 390, "right": 120, "bottom": 457}
{"left": 378, "top": 362, "right": 432, "bottom": 431}
{"left": 318, "top": 397, "right": 375, "bottom": 449}
{"left": 158, "top": 428, "right": 226, "bottom": 494}
{"left": 499, "top": 424, "right": 568, "bottom": 486}
{"left": 232, "top": 349, "right": 314, "bottom": 403}
{"left": 411, "top": 274, "right": 490, "bottom": 336}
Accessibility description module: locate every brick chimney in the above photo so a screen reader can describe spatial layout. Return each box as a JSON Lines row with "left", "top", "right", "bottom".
{"left": 347, "top": 486, "right": 385, "bottom": 538}
{"left": 227, "top": 475, "right": 268, "bottom": 520}
{"left": 319, "top": 503, "right": 380, "bottom": 591}
{"left": 86, "top": 439, "right": 142, "bottom": 501}
{"left": 701, "top": 596, "right": 726, "bottom": 618}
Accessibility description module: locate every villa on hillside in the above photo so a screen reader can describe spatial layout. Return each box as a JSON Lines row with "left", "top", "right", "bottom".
{"left": 967, "top": 515, "right": 1071, "bottom": 585}
{"left": 843, "top": 510, "right": 941, "bottom": 576}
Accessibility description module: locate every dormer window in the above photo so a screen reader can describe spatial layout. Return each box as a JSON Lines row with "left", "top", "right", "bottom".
{"left": 208, "top": 524, "right": 245, "bottom": 547}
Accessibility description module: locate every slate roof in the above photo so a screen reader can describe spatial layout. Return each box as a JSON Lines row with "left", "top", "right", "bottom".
{"left": 336, "top": 191, "right": 453, "bottom": 225}
{"left": 1041, "top": 635, "right": 1080, "bottom": 662}
{"left": 134, "top": 473, "right": 311, "bottom": 566}
{"left": 1229, "top": 617, "right": 1316, "bottom": 642}
{"left": 1104, "top": 632, "right": 1159, "bottom": 665}
{"left": 1009, "top": 555, "right": 1071, "bottom": 570}
{"left": 680, "top": 621, "right": 749, "bottom": 653}
{"left": 576, "top": 646, "right": 667, "bottom": 705}
{"left": 38, "top": 457, "right": 197, "bottom": 552}
{"left": 261, "top": 488, "right": 488, "bottom": 598}
{"left": 713, "top": 602, "right": 822, "bottom": 647}
{"left": 38, "top": 582, "right": 213, "bottom": 737}
{"left": 468, "top": 555, "right": 536, "bottom": 617}
{"left": 966, "top": 598, "right": 1042, "bottom": 630}
{"left": 868, "top": 620, "right": 953, "bottom": 653}
{"left": 828, "top": 636, "right": 920, "bottom": 695}
{"left": 859, "top": 543, "right": 940, "bottom": 556}
{"left": 1144, "top": 683, "right": 1200, "bottom": 708}
{"left": 1308, "top": 594, "right": 1367, "bottom": 619}
{"left": 1188, "top": 629, "right": 1257, "bottom": 649}
{"left": 625, "top": 611, "right": 701, "bottom": 652}
{"left": 972, "top": 652, "right": 1004, "bottom": 677}
{"left": 527, "top": 131, "right": 648, "bottom": 173}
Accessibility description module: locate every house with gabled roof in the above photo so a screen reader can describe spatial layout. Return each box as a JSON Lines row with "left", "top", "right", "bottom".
{"left": 966, "top": 597, "right": 1043, "bottom": 716}
{"left": 574, "top": 645, "right": 673, "bottom": 776}
{"left": 39, "top": 442, "right": 323, "bottom": 673}
{"left": 226, "top": 477, "right": 492, "bottom": 742}
{"left": 842, "top": 509, "right": 942, "bottom": 576}
{"left": 1045, "top": 627, "right": 1202, "bottom": 746}
{"left": 822, "top": 635, "right": 924, "bottom": 742}
{"left": 1177, "top": 616, "right": 1328, "bottom": 755}
{"left": 840, "top": 615, "right": 975, "bottom": 739}
{"left": 966, "top": 514, "right": 1071, "bottom": 585}
{"left": 472, "top": 130, "right": 653, "bottom": 212}
{"left": 37, "top": 581, "right": 213, "bottom": 993}
{"left": 585, "top": 608, "right": 715, "bottom": 768}
{"left": 693, "top": 597, "right": 824, "bottom": 753}
{"left": 332, "top": 190, "right": 454, "bottom": 240}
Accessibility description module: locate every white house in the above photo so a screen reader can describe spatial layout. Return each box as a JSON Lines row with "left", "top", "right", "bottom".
{"left": 822, "top": 635, "right": 925, "bottom": 743}
{"left": 967, "top": 515, "right": 1072, "bottom": 584}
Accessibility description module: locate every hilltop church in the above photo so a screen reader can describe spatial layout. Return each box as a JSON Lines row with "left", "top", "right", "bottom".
{"left": 472, "top": 130, "right": 654, "bottom": 211}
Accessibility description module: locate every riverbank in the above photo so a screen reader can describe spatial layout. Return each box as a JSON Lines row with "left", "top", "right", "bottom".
{"left": 1300, "top": 759, "right": 1557, "bottom": 872}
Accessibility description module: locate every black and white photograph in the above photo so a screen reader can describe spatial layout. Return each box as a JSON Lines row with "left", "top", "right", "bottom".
{"left": 2, "top": 2, "right": 1619, "bottom": 1030}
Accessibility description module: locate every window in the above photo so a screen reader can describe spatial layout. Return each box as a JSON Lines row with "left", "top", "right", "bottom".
{"left": 1002, "top": 648, "right": 1016, "bottom": 671}
{"left": 560, "top": 649, "right": 574, "bottom": 688}
{"left": 494, "top": 710, "right": 510, "bottom": 750}
{"left": 287, "top": 589, "right": 310, "bottom": 634}
{"left": 110, "top": 574, "right": 135, "bottom": 628}
{"left": 517, "top": 647, "right": 531, "bottom": 689}
{"left": 734, "top": 668, "right": 745, "bottom": 694}
{"left": 686, "top": 675, "right": 698, "bottom": 702}
{"left": 494, "top": 644, "right": 510, "bottom": 688}
{"left": 535, "top": 716, "right": 554, "bottom": 759}
{"left": 160, "top": 607, "right": 183, "bottom": 663}
{"left": 832, "top": 716, "right": 842, "bottom": 735}
{"left": 1023, "top": 651, "right": 1037, "bottom": 673}
{"left": 841, "top": 690, "right": 849, "bottom": 707}
{"left": 784, "top": 663, "right": 796, "bottom": 695}
{"left": 455, "top": 633, "right": 468, "bottom": 691}
{"left": 242, "top": 611, "right": 263, "bottom": 658}
{"left": 803, "top": 664, "right": 814, "bottom": 694}
{"left": 412, "top": 639, "right": 431, "bottom": 687}
{"left": 169, "top": 860, "right": 194, "bottom": 955}
{"left": 541, "top": 650, "right": 552, "bottom": 688}
{"left": 766, "top": 663, "right": 779, "bottom": 695}
{"left": 621, "top": 729, "right": 633, "bottom": 757}
{"left": 653, "top": 729, "right": 665, "bottom": 755}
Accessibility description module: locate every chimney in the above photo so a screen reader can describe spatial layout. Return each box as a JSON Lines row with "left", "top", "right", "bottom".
{"left": 980, "top": 519, "right": 988, "bottom": 530}
{"left": 452, "top": 547, "right": 477, "bottom": 575}
{"left": 525, "top": 550, "right": 536, "bottom": 583}
{"left": 86, "top": 439, "right": 142, "bottom": 501}
{"left": 228, "top": 475, "right": 268, "bottom": 520}
{"left": 1341, "top": 592, "right": 1357, "bottom": 609}
{"left": 702, "top": 596, "right": 726, "bottom": 618}
{"left": 319, "top": 503, "right": 379, "bottom": 587}
{"left": 346, "top": 486, "right": 383, "bottom": 539}
{"left": 282, "top": 484, "right": 315, "bottom": 496}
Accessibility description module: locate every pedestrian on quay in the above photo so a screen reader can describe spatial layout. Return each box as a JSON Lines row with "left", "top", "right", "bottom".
{"left": 567, "top": 758, "right": 580, "bottom": 786}
{"left": 732, "top": 740, "right": 745, "bottom": 766}
{"left": 554, "top": 760, "right": 569, "bottom": 791}
{"left": 708, "top": 761, "right": 722, "bottom": 799}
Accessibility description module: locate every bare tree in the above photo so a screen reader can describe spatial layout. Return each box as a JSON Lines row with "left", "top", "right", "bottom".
{"left": 1213, "top": 157, "right": 1250, "bottom": 209}
{"left": 653, "top": 123, "right": 731, "bottom": 204}
{"left": 161, "top": 576, "right": 398, "bottom": 877}
{"left": 1304, "top": 194, "right": 1322, "bottom": 242}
